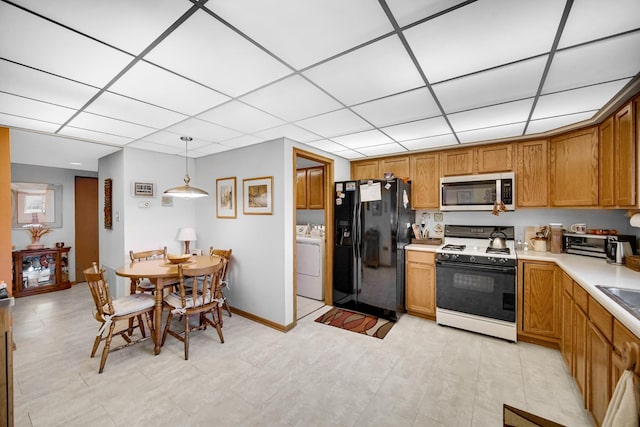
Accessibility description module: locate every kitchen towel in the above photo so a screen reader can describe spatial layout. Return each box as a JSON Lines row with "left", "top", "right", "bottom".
{"left": 602, "top": 370, "right": 638, "bottom": 427}
{"left": 630, "top": 213, "right": 640, "bottom": 228}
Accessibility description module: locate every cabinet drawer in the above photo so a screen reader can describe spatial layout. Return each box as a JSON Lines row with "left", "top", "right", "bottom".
{"left": 613, "top": 318, "right": 640, "bottom": 355}
{"left": 406, "top": 250, "right": 435, "bottom": 264}
{"left": 589, "top": 296, "right": 612, "bottom": 341}
{"left": 574, "top": 283, "right": 588, "bottom": 312}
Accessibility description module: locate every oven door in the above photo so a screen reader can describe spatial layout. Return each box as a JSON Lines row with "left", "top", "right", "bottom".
{"left": 436, "top": 260, "right": 516, "bottom": 322}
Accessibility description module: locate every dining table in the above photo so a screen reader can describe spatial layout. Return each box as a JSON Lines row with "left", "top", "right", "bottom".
{"left": 116, "top": 254, "right": 222, "bottom": 355}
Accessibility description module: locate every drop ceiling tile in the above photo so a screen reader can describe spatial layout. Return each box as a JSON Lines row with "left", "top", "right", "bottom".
{"left": 0, "top": 61, "right": 99, "bottom": 109}
{"left": 126, "top": 140, "right": 183, "bottom": 155}
{"left": 543, "top": 33, "right": 640, "bottom": 94}
{"left": 386, "top": 0, "right": 469, "bottom": 27}
{"left": 334, "top": 149, "right": 365, "bottom": 160}
{"left": 0, "top": 93, "right": 76, "bottom": 124}
{"left": 137, "top": 130, "right": 185, "bottom": 147}
{"left": 404, "top": 0, "right": 565, "bottom": 83}
{"left": 305, "top": 139, "right": 349, "bottom": 153}
{"left": 382, "top": 116, "right": 451, "bottom": 141}
{"left": 221, "top": 134, "right": 264, "bottom": 148}
{"left": 295, "top": 109, "right": 372, "bottom": 138}
{"left": 109, "top": 61, "right": 230, "bottom": 116}
{"left": 197, "top": 101, "right": 285, "bottom": 134}
{"left": 241, "top": 75, "right": 342, "bottom": 122}
{"left": 191, "top": 143, "right": 234, "bottom": 156}
{"left": 0, "top": 2, "right": 133, "bottom": 87}
{"left": 357, "top": 143, "right": 407, "bottom": 156}
{"left": 432, "top": 56, "right": 547, "bottom": 113}
{"left": 351, "top": 87, "right": 440, "bottom": 127}
{"left": 10, "top": 128, "right": 120, "bottom": 171}
{"left": 401, "top": 133, "right": 459, "bottom": 150}
{"left": 252, "top": 124, "right": 318, "bottom": 143}
{"left": 145, "top": 9, "right": 292, "bottom": 97}
{"left": 533, "top": 79, "right": 631, "bottom": 119}
{"left": 448, "top": 99, "right": 534, "bottom": 133}
{"left": 331, "top": 129, "right": 394, "bottom": 149}
{"left": 209, "top": 0, "right": 392, "bottom": 69}
{"left": 164, "top": 118, "right": 241, "bottom": 143}
{"left": 12, "top": 0, "right": 192, "bottom": 55}
{"left": 559, "top": 0, "right": 640, "bottom": 48}
{"left": 57, "top": 126, "right": 133, "bottom": 146}
{"left": 65, "top": 112, "right": 156, "bottom": 139}
{"left": 0, "top": 114, "right": 60, "bottom": 133}
{"left": 86, "top": 92, "right": 187, "bottom": 129}
{"left": 303, "top": 35, "right": 424, "bottom": 106}
{"left": 457, "top": 123, "right": 526, "bottom": 144}
{"left": 526, "top": 111, "right": 596, "bottom": 135}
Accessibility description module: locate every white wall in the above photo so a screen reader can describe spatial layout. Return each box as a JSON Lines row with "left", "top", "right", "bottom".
{"left": 11, "top": 163, "right": 98, "bottom": 282}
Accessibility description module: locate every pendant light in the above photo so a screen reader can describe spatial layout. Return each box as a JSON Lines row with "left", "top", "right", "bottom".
{"left": 163, "top": 136, "right": 209, "bottom": 198}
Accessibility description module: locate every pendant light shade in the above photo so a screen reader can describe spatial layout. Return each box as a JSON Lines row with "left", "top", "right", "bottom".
{"left": 164, "top": 136, "right": 209, "bottom": 199}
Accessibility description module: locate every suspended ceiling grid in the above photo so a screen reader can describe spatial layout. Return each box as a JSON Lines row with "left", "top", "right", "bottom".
{"left": 1, "top": 0, "right": 639, "bottom": 171}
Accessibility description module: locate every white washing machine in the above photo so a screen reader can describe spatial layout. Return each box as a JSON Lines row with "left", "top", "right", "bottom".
{"left": 296, "top": 226, "right": 324, "bottom": 300}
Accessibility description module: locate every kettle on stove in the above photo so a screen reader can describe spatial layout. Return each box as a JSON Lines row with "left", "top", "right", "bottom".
{"left": 606, "top": 240, "right": 633, "bottom": 265}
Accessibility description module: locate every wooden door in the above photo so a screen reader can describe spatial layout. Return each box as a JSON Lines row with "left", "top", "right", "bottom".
{"left": 405, "top": 251, "right": 435, "bottom": 318}
{"left": 516, "top": 139, "right": 549, "bottom": 207}
{"left": 379, "top": 156, "right": 410, "bottom": 178}
{"left": 599, "top": 117, "right": 615, "bottom": 207}
{"left": 588, "top": 321, "right": 612, "bottom": 426}
{"left": 476, "top": 143, "right": 514, "bottom": 173}
{"left": 75, "top": 177, "right": 98, "bottom": 281}
{"left": 307, "top": 167, "right": 324, "bottom": 209}
{"left": 410, "top": 153, "right": 440, "bottom": 209}
{"left": 296, "top": 169, "right": 307, "bottom": 209}
{"left": 561, "top": 290, "right": 574, "bottom": 371}
{"left": 574, "top": 304, "right": 588, "bottom": 404}
{"left": 351, "top": 160, "right": 379, "bottom": 180}
{"left": 441, "top": 148, "right": 473, "bottom": 176}
{"left": 522, "top": 262, "right": 560, "bottom": 339}
{"left": 614, "top": 103, "right": 636, "bottom": 206}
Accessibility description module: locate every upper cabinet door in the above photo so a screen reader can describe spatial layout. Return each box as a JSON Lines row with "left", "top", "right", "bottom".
{"left": 550, "top": 127, "right": 599, "bottom": 207}
{"left": 296, "top": 169, "right": 307, "bottom": 209}
{"left": 614, "top": 102, "right": 636, "bottom": 207}
{"left": 476, "top": 143, "right": 514, "bottom": 173}
{"left": 379, "top": 156, "right": 410, "bottom": 179}
{"left": 599, "top": 117, "right": 615, "bottom": 207}
{"left": 516, "top": 140, "right": 549, "bottom": 208}
{"left": 441, "top": 148, "right": 473, "bottom": 176}
{"left": 410, "top": 152, "right": 440, "bottom": 209}
{"left": 351, "top": 160, "right": 379, "bottom": 180}
{"left": 307, "top": 167, "right": 325, "bottom": 210}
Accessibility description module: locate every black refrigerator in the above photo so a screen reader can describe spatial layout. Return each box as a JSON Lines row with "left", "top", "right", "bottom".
{"left": 333, "top": 178, "right": 412, "bottom": 321}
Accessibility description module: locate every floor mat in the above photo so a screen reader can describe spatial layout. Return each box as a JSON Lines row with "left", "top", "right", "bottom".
{"left": 314, "top": 307, "right": 393, "bottom": 339}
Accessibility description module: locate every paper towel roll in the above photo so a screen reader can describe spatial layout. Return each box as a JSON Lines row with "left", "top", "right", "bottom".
{"left": 630, "top": 213, "right": 640, "bottom": 228}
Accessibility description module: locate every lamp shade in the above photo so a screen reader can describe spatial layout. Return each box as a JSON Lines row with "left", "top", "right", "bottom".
{"left": 176, "top": 227, "right": 197, "bottom": 242}
{"left": 163, "top": 136, "right": 209, "bottom": 198}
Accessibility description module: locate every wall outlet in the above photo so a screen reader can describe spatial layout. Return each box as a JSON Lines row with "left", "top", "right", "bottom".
{"left": 138, "top": 201, "right": 151, "bottom": 208}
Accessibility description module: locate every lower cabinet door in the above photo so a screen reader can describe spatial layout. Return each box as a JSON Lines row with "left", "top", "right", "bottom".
{"left": 574, "top": 305, "right": 588, "bottom": 404}
{"left": 588, "top": 322, "right": 612, "bottom": 426}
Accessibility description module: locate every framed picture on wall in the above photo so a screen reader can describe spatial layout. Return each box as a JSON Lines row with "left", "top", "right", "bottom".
{"left": 243, "top": 176, "right": 273, "bottom": 215}
{"left": 216, "top": 177, "right": 236, "bottom": 218}
{"left": 11, "top": 182, "right": 63, "bottom": 228}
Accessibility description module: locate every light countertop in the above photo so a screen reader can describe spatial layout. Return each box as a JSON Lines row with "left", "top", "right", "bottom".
{"left": 405, "top": 243, "right": 640, "bottom": 337}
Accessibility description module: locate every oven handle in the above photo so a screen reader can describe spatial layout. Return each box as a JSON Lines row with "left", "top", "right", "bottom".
{"left": 435, "top": 259, "right": 516, "bottom": 274}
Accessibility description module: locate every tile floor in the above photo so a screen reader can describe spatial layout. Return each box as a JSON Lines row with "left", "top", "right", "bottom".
{"left": 296, "top": 295, "right": 325, "bottom": 320}
{"left": 12, "top": 284, "right": 593, "bottom": 426}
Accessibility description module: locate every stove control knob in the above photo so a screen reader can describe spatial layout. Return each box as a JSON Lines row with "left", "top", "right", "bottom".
{"left": 499, "top": 258, "right": 507, "bottom": 264}
{"left": 488, "top": 257, "right": 497, "bottom": 263}
{"left": 442, "top": 253, "right": 449, "bottom": 259}
{"left": 469, "top": 256, "right": 476, "bottom": 262}
{"left": 451, "top": 253, "right": 459, "bottom": 260}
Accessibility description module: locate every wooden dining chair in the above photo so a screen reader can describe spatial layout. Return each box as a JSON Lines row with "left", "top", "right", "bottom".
{"left": 209, "top": 247, "right": 233, "bottom": 317}
{"left": 161, "top": 260, "right": 227, "bottom": 360}
{"left": 129, "top": 246, "right": 178, "bottom": 294}
{"left": 83, "top": 262, "right": 156, "bottom": 373}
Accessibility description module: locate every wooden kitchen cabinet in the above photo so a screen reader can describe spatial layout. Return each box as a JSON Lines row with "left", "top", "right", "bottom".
{"left": 550, "top": 127, "right": 599, "bottom": 207}
{"left": 560, "top": 272, "right": 574, "bottom": 370}
{"left": 405, "top": 250, "right": 436, "bottom": 319}
{"left": 587, "top": 296, "right": 613, "bottom": 426}
{"left": 441, "top": 148, "right": 474, "bottom": 176}
{"left": 517, "top": 139, "right": 549, "bottom": 207}
{"left": 12, "top": 247, "right": 71, "bottom": 297}
{"left": 296, "top": 167, "right": 324, "bottom": 210}
{"left": 475, "top": 143, "right": 514, "bottom": 173}
{"left": 574, "top": 291, "right": 588, "bottom": 403}
{"left": 379, "top": 156, "right": 410, "bottom": 179}
{"left": 520, "top": 261, "right": 561, "bottom": 345}
{"left": 410, "top": 152, "right": 440, "bottom": 209}
{"left": 351, "top": 160, "right": 379, "bottom": 180}
{"left": 599, "top": 116, "right": 615, "bottom": 207}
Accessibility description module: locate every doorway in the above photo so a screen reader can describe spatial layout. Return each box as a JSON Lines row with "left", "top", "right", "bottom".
{"left": 74, "top": 177, "right": 99, "bottom": 281}
{"left": 293, "top": 149, "right": 334, "bottom": 322}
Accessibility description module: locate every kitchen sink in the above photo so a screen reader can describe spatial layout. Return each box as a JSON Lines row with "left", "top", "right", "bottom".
{"left": 596, "top": 286, "right": 640, "bottom": 320}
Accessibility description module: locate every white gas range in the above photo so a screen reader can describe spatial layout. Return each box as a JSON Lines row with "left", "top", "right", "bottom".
{"left": 435, "top": 225, "right": 517, "bottom": 342}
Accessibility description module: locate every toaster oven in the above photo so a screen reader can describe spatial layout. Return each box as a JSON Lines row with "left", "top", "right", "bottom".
{"left": 564, "top": 233, "right": 637, "bottom": 258}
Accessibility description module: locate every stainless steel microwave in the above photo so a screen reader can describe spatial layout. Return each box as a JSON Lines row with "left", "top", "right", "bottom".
{"left": 440, "top": 172, "right": 515, "bottom": 211}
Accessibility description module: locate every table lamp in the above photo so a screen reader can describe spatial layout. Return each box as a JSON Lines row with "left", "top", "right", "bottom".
{"left": 177, "top": 227, "right": 197, "bottom": 254}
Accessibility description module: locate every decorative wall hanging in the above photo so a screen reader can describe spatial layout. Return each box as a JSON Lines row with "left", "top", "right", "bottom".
{"left": 216, "top": 177, "right": 236, "bottom": 218}
{"left": 104, "top": 178, "right": 112, "bottom": 230}
{"left": 243, "top": 176, "right": 273, "bottom": 215}
{"left": 11, "top": 182, "right": 63, "bottom": 229}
